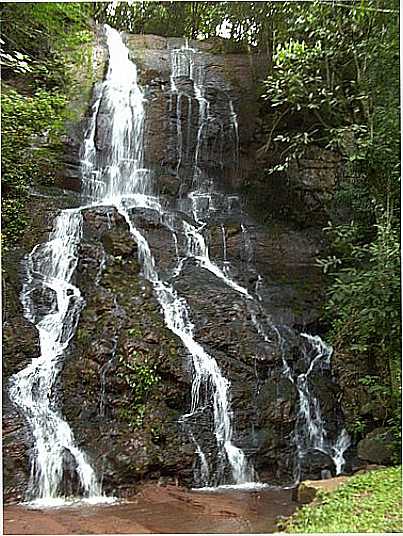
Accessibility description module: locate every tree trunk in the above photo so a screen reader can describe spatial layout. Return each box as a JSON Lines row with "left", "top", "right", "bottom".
{"left": 191, "top": 2, "right": 199, "bottom": 39}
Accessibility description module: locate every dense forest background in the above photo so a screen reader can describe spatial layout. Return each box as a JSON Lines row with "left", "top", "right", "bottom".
{"left": 1, "top": 0, "right": 400, "bottom": 458}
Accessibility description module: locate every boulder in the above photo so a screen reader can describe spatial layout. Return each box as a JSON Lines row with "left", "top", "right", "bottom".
{"left": 299, "top": 449, "right": 336, "bottom": 480}
{"left": 357, "top": 427, "right": 395, "bottom": 465}
{"left": 295, "top": 475, "right": 349, "bottom": 504}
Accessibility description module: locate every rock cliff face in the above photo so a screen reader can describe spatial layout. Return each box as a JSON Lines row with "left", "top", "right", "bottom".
{"left": 122, "top": 33, "right": 329, "bottom": 330}
{"left": 62, "top": 206, "right": 195, "bottom": 496}
{"left": 3, "top": 29, "right": 349, "bottom": 502}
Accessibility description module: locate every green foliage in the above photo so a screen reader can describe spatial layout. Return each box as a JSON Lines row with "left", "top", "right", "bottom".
{"left": 348, "top": 415, "right": 367, "bottom": 438}
{"left": 2, "top": 89, "right": 66, "bottom": 139}
{"left": 1, "top": 3, "right": 93, "bottom": 249}
{"left": 96, "top": 1, "right": 190, "bottom": 38}
{"left": 359, "top": 375, "right": 390, "bottom": 399}
{"left": 117, "top": 352, "right": 160, "bottom": 428}
{"left": 282, "top": 466, "right": 402, "bottom": 533}
{"left": 1, "top": 197, "right": 28, "bottom": 247}
{"left": 117, "top": 405, "right": 146, "bottom": 430}
{"left": 321, "top": 208, "right": 401, "bottom": 392}
{"left": 1, "top": 2, "right": 92, "bottom": 90}
{"left": 260, "top": 0, "right": 399, "bottom": 191}
{"left": 1, "top": 88, "right": 67, "bottom": 248}
{"left": 318, "top": 206, "right": 401, "bottom": 441}
{"left": 94, "top": 1, "right": 281, "bottom": 48}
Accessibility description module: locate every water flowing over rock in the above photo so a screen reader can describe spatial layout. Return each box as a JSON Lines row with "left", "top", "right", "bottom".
{"left": 8, "top": 209, "right": 105, "bottom": 505}
{"left": 3, "top": 25, "right": 351, "bottom": 504}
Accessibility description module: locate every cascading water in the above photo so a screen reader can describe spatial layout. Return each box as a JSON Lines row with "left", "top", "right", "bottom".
{"left": 292, "top": 335, "right": 351, "bottom": 478}
{"left": 168, "top": 41, "right": 260, "bottom": 486}
{"left": 10, "top": 23, "right": 351, "bottom": 504}
{"left": 7, "top": 24, "right": 148, "bottom": 507}
{"left": 248, "top": 302, "right": 350, "bottom": 478}
{"left": 166, "top": 42, "right": 351, "bottom": 481}
{"left": 8, "top": 210, "right": 105, "bottom": 506}
{"left": 81, "top": 26, "right": 255, "bottom": 488}
{"left": 86, "top": 27, "right": 350, "bottom": 486}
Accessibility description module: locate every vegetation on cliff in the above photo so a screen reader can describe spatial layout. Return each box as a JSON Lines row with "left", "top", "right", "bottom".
{"left": 1, "top": 2, "right": 93, "bottom": 249}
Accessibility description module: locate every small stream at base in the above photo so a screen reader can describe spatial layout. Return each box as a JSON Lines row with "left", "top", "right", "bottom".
{"left": 9, "top": 25, "right": 350, "bottom": 505}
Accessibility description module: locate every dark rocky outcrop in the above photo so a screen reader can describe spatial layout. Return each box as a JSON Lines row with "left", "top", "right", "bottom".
{"left": 122, "top": 34, "right": 328, "bottom": 334}
{"left": 125, "top": 33, "right": 264, "bottom": 190}
{"left": 62, "top": 207, "right": 194, "bottom": 495}
{"left": 357, "top": 428, "right": 395, "bottom": 465}
{"left": 299, "top": 450, "right": 336, "bottom": 480}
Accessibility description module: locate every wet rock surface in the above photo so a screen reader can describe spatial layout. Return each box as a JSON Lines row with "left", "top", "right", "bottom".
{"left": 62, "top": 207, "right": 194, "bottom": 496}
{"left": 3, "top": 29, "right": 352, "bottom": 504}
{"left": 357, "top": 428, "right": 395, "bottom": 465}
{"left": 125, "top": 34, "right": 264, "bottom": 190}
{"left": 299, "top": 450, "right": 336, "bottom": 480}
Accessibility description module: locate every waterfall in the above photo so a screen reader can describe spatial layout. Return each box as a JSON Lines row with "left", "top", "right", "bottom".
{"left": 292, "top": 335, "right": 351, "bottom": 479}
{"left": 169, "top": 41, "right": 257, "bottom": 485}
{"left": 229, "top": 99, "right": 239, "bottom": 165}
{"left": 8, "top": 210, "right": 106, "bottom": 506}
{"left": 249, "top": 307, "right": 350, "bottom": 478}
{"left": 7, "top": 24, "right": 149, "bottom": 506}
{"left": 82, "top": 26, "right": 255, "bottom": 487}
{"left": 10, "top": 24, "right": 351, "bottom": 503}
{"left": 140, "top": 29, "right": 352, "bottom": 483}
{"left": 168, "top": 37, "right": 346, "bottom": 486}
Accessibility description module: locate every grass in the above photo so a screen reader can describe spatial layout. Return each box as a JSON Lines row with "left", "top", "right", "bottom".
{"left": 283, "top": 466, "right": 402, "bottom": 533}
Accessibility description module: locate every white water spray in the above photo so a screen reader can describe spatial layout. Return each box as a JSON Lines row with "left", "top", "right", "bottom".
{"left": 293, "top": 334, "right": 350, "bottom": 477}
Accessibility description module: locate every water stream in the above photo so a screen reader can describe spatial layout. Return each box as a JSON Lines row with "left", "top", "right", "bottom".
{"left": 87, "top": 26, "right": 254, "bottom": 488}
{"left": 8, "top": 211, "right": 106, "bottom": 506}
{"left": 166, "top": 38, "right": 350, "bottom": 484}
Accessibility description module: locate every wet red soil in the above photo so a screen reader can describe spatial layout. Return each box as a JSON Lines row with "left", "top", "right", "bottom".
{"left": 3, "top": 484, "right": 297, "bottom": 534}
